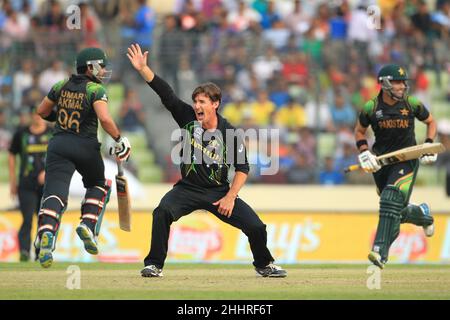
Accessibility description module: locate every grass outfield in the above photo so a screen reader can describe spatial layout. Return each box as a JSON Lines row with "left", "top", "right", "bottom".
{"left": 1, "top": 263, "right": 450, "bottom": 300}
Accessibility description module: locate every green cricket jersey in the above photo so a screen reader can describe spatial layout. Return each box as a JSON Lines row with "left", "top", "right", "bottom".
{"left": 359, "top": 93, "right": 430, "bottom": 156}
{"left": 47, "top": 74, "right": 108, "bottom": 140}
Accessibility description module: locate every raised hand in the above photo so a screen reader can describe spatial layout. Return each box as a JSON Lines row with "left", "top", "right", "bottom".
{"left": 127, "top": 43, "right": 148, "bottom": 72}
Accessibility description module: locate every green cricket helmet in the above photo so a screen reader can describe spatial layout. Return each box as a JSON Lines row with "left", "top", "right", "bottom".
{"left": 76, "top": 47, "right": 112, "bottom": 83}
{"left": 377, "top": 64, "right": 409, "bottom": 100}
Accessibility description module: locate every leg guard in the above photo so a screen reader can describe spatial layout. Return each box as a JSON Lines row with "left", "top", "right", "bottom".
{"left": 34, "top": 195, "right": 66, "bottom": 250}
{"left": 80, "top": 179, "right": 112, "bottom": 236}
{"left": 400, "top": 203, "right": 434, "bottom": 227}
{"left": 373, "top": 186, "right": 404, "bottom": 262}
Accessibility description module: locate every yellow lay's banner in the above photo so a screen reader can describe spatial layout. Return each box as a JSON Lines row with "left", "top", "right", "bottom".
{"left": 1, "top": 211, "right": 450, "bottom": 263}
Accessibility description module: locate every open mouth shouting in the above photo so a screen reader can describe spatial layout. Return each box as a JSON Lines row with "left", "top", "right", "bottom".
{"left": 196, "top": 110, "right": 205, "bottom": 121}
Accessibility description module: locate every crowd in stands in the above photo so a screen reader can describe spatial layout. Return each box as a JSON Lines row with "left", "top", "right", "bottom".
{"left": 1, "top": 0, "right": 449, "bottom": 185}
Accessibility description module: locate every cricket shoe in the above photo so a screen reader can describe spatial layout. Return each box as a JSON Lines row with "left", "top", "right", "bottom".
{"left": 368, "top": 251, "right": 385, "bottom": 269}
{"left": 419, "top": 203, "right": 434, "bottom": 237}
{"left": 255, "top": 264, "right": 287, "bottom": 278}
{"left": 39, "top": 231, "right": 55, "bottom": 268}
{"left": 76, "top": 223, "right": 98, "bottom": 255}
{"left": 141, "top": 265, "right": 163, "bottom": 277}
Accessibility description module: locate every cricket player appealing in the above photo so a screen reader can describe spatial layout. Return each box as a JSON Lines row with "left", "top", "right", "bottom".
{"left": 35, "top": 47, "right": 131, "bottom": 268}
{"left": 127, "top": 43, "right": 286, "bottom": 278}
{"left": 354, "top": 64, "right": 437, "bottom": 269}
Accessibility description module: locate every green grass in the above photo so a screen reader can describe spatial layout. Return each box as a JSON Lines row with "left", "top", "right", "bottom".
{"left": 1, "top": 263, "right": 450, "bottom": 300}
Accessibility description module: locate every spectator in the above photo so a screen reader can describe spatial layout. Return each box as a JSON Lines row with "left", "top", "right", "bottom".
{"left": 204, "top": 52, "right": 225, "bottom": 86}
{"left": 222, "top": 98, "right": 250, "bottom": 127}
{"left": 227, "top": 0, "right": 261, "bottom": 33}
{"left": 329, "top": 94, "right": 356, "bottom": 129}
{"left": 412, "top": 64, "right": 430, "bottom": 109}
{"left": 295, "top": 126, "right": 316, "bottom": 167}
{"left": 22, "top": 73, "right": 45, "bottom": 109}
{"left": 252, "top": 46, "right": 282, "bottom": 86}
{"left": 282, "top": 52, "right": 308, "bottom": 86}
{"left": 274, "top": 97, "right": 307, "bottom": 130}
{"left": 285, "top": 0, "right": 310, "bottom": 35}
{"left": 177, "top": 55, "right": 198, "bottom": 101}
{"left": 250, "top": 90, "right": 276, "bottom": 127}
{"left": 411, "top": 0, "right": 433, "bottom": 36}
{"left": 79, "top": 2, "right": 101, "bottom": 47}
{"left": 269, "top": 77, "right": 290, "bottom": 108}
{"left": 262, "top": 19, "right": 291, "bottom": 51}
{"left": 319, "top": 156, "right": 344, "bottom": 185}
{"left": 179, "top": 0, "right": 200, "bottom": 31}
{"left": 286, "top": 152, "right": 314, "bottom": 184}
{"left": 13, "top": 59, "right": 34, "bottom": 110}
{"left": 304, "top": 97, "right": 333, "bottom": 132}
{"left": 2, "top": 8, "right": 30, "bottom": 48}
{"left": 201, "top": 0, "right": 222, "bottom": 19}
{"left": 134, "top": 0, "right": 156, "bottom": 50}
{"left": 347, "top": 1, "right": 378, "bottom": 70}
{"left": 38, "top": 60, "right": 67, "bottom": 94}
{"left": 119, "top": 88, "right": 146, "bottom": 132}
{"left": 301, "top": 23, "right": 323, "bottom": 65}
{"left": 159, "top": 14, "right": 185, "bottom": 95}
{"left": 41, "top": 0, "right": 65, "bottom": 31}
{"left": 259, "top": 1, "right": 280, "bottom": 30}
{"left": 334, "top": 142, "right": 357, "bottom": 173}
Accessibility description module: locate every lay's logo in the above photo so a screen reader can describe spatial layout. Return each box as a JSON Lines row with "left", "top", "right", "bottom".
{"left": 167, "top": 214, "right": 223, "bottom": 260}
{"left": 0, "top": 217, "right": 19, "bottom": 261}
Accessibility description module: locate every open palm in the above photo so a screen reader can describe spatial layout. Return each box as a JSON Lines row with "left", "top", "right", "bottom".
{"left": 127, "top": 43, "right": 148, "bottom": 71}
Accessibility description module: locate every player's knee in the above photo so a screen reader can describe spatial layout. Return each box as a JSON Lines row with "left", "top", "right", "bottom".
{"left": 245, "top": 223, "right": 267, "bottom": 236}
{"left": 152, "top": 204, "right": 175, "bottom": 222}
{"left": 81, "top": 180, "right": 112, "bottom": 219}
{"left": 38, "top": 195, "right": 66, "bottom": 234}
{"left": 380, "top": 186, "right": 404, "bottom": 218}
{"left": 40, "top": 195, "right": 66, "bottom": 215}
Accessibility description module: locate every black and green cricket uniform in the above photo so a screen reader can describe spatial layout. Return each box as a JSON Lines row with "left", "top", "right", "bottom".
{"left": 359, "top": 93, "right": 430, "bottom": 202}
{"left": 37, "top": 74, "right": 110, "bottom": 237}
{"left": 144, "top": 75, "right": 275, "bottom": 269}
{"left": 44, "top": 74, "right": 108, "bottom": 190}
{"left": 9, "top": 125, "right": 52, "bottom": 256}
{"left": 359, "top": 93, "right": 432, "bottom": 261}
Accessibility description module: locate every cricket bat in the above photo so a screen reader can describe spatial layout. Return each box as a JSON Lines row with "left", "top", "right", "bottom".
{"left": 344, "top": 142, "right": 446, "bottom": 173}
{"left": 116, "top": 161, "right": 131, "bottom": 231}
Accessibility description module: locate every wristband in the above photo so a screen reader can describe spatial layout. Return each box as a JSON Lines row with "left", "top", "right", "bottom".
{"left": 356, "top": 139, "right": 368, "bottom": 149}
{"left": 425, "top": 138, "right": 433, "bottom": 143}
{"left": 43, "top": 110, "right": 57, "bottom": 122}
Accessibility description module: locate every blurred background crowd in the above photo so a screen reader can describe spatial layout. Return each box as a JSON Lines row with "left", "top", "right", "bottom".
{"left": 1, "top": 0, "right": 450, "bottom": 188}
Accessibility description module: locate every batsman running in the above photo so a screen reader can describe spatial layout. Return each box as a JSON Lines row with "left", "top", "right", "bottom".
{"left": 35, "top": 47, "right": 131, "bottom": 268}
{"left": 127, "top": 43, "right": 286, "bottom": 278}
{"left": 354, "top": 64, "right": 437, "bottom": 269}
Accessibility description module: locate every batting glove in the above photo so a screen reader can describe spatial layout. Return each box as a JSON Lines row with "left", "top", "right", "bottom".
{"left": 113, "top": 136, "right": 131, "bottom": 162}
{"left": 419, "top": 142, "right": 438, "bottom": 165}
{"left": 358, "top": 150, "right": 381, "bottom": 173}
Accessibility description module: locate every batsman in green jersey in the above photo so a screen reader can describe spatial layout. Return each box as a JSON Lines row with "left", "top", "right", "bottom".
{"left": 354, "top": 64, "right": 438, "bottom": 269}
{"left": 35, "top": 47, "right": 131, "bottom": 268}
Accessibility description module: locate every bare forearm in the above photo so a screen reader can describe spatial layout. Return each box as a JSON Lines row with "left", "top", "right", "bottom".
{"left": 99, "top": 119, "right": 121, "bottom": 140}
{"left": 228, "top": 171, "right": 248, "bottom": 198}
{"left": 138, "top": 65, "right": 154, "bottom": 82}
{"left": 426, "top": 121, "right": 437, "bottom": 141}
